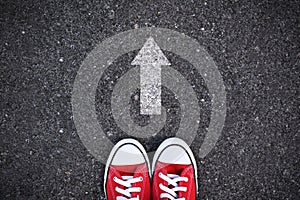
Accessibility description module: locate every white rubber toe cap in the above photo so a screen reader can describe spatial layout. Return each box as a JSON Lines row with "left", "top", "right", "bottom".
{"left": 152, "top": 138, "right": 197, "bottom": 169}
{"left": 111, "top": 144, "right": 145, "bottom": 165}
{"left": 158, "top": 145, "right": 192, "bottom": 165}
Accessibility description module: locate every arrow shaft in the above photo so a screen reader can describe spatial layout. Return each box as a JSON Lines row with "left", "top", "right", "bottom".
{"left": 140, "top": 64, "right": 161, "bottom": 115}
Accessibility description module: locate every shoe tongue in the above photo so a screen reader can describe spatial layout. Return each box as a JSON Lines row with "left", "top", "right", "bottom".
{"left": 112, "top": 164, "right": 147, "bottom": 199}
{"left": 129, "top": 164, "right": 148, "bottom": 199}
{"left": 158, "top": 162, "right": 193, "bottom": 199}
{"left": 178, "top": 165, "right": 194, "bottom": 198}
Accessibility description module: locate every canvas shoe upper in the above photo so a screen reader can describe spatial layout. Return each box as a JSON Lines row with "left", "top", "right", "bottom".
{"left": 152, "top": 137, "right": 198, "bottom": 200}
{"left": 104, "top": 139, "right": 151, "bottom": 200}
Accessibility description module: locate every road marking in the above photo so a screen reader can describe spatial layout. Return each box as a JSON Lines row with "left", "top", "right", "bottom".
{"left": 72, "top": 28, "right": 226, "bottom": 163}
{"left": 131, "top": 37, "right": 171, "bottom": 115}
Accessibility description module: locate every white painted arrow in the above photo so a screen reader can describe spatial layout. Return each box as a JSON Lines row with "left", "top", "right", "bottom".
{"left": 131, "top": 37, "right": 171, "bottom": 115}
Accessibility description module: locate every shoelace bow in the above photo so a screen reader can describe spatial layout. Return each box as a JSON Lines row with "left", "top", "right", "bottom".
{"left": 114, "top": 176, "right": 143, "bottom": 200}
{"left": 159, "top": 172, "right": 188, "bottom": 200}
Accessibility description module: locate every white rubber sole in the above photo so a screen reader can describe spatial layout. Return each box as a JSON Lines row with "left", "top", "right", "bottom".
{"left": 103, "top": 138, "right": 151, "bottom": 199}
{"left": 151, "top": 137, "right": 198, "bottom": 193}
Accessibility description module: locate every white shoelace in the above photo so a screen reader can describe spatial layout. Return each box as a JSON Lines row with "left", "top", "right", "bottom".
{"left": 159, "top": 172, "right": 188, "bottom": 200}
{"left": 114, "top": 176, "right": 143, "bottom": 200}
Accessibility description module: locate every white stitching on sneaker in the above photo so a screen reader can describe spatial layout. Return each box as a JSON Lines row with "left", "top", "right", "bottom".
{"left": 159, "top": 172, "right": 188, "bottom": 200}
{"left": 114, "top": 176, "right": 142, "bottom": 200}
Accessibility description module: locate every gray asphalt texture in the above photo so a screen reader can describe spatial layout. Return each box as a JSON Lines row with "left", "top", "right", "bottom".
{"left": 1, "top": 0, "right": 299, "bottom": 199}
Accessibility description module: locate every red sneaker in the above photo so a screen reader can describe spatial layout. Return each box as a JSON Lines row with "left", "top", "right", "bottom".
{"left": 152, "top": 137, "right": 198, "bottom": 200}
{"left": 104, "top": 139, "right": 151, "bottom": 200}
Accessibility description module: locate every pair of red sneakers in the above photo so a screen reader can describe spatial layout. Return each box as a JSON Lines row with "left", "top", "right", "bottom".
{"left": 104, "top": 137, "right": 198, "bottom": 200}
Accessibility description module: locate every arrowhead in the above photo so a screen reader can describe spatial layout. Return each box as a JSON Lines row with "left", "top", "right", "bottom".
{"left": 131, "top": 37, "right": 171, "bottom": 65}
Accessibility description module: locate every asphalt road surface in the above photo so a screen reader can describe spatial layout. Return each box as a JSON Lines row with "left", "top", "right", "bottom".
{"left": 1, "top": 0, "right": 299, "bottom": 199}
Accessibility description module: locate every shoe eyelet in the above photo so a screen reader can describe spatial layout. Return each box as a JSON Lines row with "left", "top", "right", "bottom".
{"left": 139, "top": 176, "right": 143, "bottom": 181}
